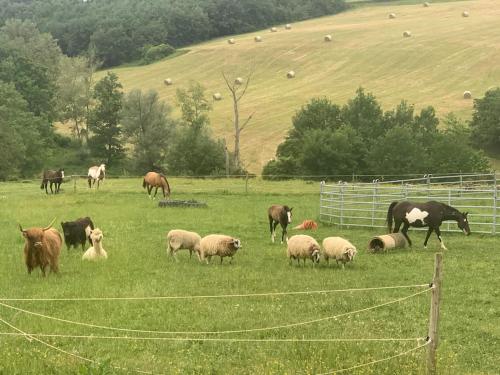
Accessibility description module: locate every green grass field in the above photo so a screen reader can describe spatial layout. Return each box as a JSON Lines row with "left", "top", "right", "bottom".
{"left": 0, "top": 179, "right": 498, "bottom": 374}
{"left": 103, "top": 0, "right": 500, "bottom": 172}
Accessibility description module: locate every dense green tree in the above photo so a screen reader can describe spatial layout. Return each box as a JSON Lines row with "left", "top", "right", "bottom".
{"left": 122, "top": 89, "right": 176, "bottom": 172}
{"left": 169, "top": 82, "right": 225, "bottom": 175}
{"left": 469, "top": 88, "right": 500, "bottom": 156}
{"left": 88, "top": 72, "right": 124, "bottom": 166}
{"left": 0, "top": 82, "right": 46, "bottom": 179}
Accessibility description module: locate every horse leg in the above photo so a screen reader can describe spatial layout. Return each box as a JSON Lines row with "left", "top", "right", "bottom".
{"left": 401, "top": 222, "right": 412, "bottom": 247}
{"left": 269, "top": 218, "right": 275, "bottom": 243}
{"left": 88, "top": 177, "right": 92, "bottom": 188}
{"left": 423, "top": 228, "right": 433, "bottom": 249}
{"left": 44, "top": 182, "right": 48, "bottom": 194}
{"left": 393, "top": 219, "right": 403, "bottom": 233}
{"left": 147, "top": 185, "right": 153, "bottom": 198}
{"left": 273, "top": 222, "right": 279, "bottom": 243}
{"left": 435, "top": 227, "right": 447, "bottom": 250}
{"left": 281, "top": 224, "right": 288, "bottom": 244}
{"left": 49, "top": 182, "right": 54, "bottom": 194}
{"left": 161, "top": 186, "right": 165, "bottom": 199}
{"left": 153, "top": 187, "right": 159, "bottom": 199}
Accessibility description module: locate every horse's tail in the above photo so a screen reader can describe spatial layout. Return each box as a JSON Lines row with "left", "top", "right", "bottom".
{"left": 40, "top": 180, "right": 45, "bottom": 189}
{"left": 142, "top": 178, "right": 147, "bottom": 189}
{"left": 160, "top": 174, "right": 171, "bottom": 195}
{"left": 386, "top": 201, "right": 399, "bottom": 233}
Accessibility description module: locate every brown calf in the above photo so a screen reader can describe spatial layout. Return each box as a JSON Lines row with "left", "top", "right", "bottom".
{"left": 19, "top": 219, "right": 62, "bottom": 276}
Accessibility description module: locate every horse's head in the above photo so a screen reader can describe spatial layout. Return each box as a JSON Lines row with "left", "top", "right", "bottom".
{"left": 457, "top": 212, "right": 471, "bottom": 235}
{"left": 59, "top": 169, "right": 65, "bottom": 179}
{"left": 285, "top": 206, "right": 293, "bottom": 224}
{"left": 99, "top": 164, "right": 106, "bottom": 172}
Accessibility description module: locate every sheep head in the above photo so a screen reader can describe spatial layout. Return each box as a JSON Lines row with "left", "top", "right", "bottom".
{"left": 231, "top": 238, "right": 242, "bottom": 249}
{"left": 344, "top": 247, "right": 357, "bottom": 261}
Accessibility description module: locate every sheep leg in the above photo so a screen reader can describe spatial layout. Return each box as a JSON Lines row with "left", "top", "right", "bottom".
{"left": 229, "top": 256, "right": 233, "bottom": 264}
{"left": 423, "top": 228, "right": 433, "bottom": 249}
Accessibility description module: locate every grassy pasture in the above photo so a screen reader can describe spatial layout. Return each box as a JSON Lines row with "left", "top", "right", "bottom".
{"left": 103, "top": 0, "right": 500, "bottom": 171}
{"left": 0, "top": 178, "right": 498, "bottom": 374}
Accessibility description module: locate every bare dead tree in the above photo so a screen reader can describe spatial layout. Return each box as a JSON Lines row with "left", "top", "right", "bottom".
{"left": 222, "top": 70, "right": 255, "bottom": 172}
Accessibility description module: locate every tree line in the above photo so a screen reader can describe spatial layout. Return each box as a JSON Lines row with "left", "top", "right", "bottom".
{"left": 0, "top": 20, "right": 497, "bottom": 181}
{"left": 0, "top": 0, "right": 349, "bottom": 67}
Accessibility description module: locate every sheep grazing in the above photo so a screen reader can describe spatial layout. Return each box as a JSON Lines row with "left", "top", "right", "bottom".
{"left": 19, "top": 219, "right": 62, "bottom": 276}
{"left": 82, "top": 228, "right": 107, "bottom": 261}
{"left": 235, "top": 77, "right": 244, "bottom": 85}
{"left": 287, "top": 235, "right": 321, "bottom": 266}
{"left": 270, "top": 27, "right": 277, "bottom": 32}
{"left": 61, "top": 217, "right": 94, "bottom": 251}
{"left": 389, "top": 13, "right": 396, "bottom": 19}
{"left": 403, "top": 31, "right": 412, "bottom": 38}
{"left": 164, "top": 78, "right": 173, "bottom": 86}
{"left": 213, "top": 92, "right": 222, "bottom": 101}
{"left": 254, "top": 36, "right": 262, "bottom": 42}
{"left": 423, "top": 2, "right": 430, "bottom": 7}
{"left": 228, "top": 38, "right": 235, "bottom": 44}
{"left": 324, "top": 34, "right": 332, "bottom": 42}
{"left": 285, "top": 24, "right": 292, "bottom": 30}
{"left": 199, "top": 234, "right": 242, "bottom": 264}
{"left": 463, "top": 91, "right": 472, "bottom": 99}
{"left": 166, "top": 229, "right": 201, "bottom": 261}
{"left": 287, "top": 71, "right": 295, "bottom": 79}
{"left": 322, "top": 237, "right": 357, "bottom": 268}
{"left": 462, "top": 11, "right": 469, "bottom": 17}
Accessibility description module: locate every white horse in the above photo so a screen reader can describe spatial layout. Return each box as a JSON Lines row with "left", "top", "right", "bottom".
{"left": 87, "top": 164, "right": 106, "bottom": 189}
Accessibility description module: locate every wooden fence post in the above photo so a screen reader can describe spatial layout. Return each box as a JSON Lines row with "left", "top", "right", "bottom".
{"left": 73, "top": 175, "right": 77, "bottom": 193}
{"left": 427, "top": 252, "right": 443, "bottom": 375}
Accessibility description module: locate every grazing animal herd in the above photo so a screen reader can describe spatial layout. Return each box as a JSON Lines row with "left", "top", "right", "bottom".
{"left": 24, "top": 168, "right": 473, "bottom": 275}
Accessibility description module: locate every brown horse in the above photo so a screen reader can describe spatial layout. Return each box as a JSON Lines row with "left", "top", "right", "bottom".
{"left": 268, "top": 205, "right": 293, "bottom": 244}
{"left": 41, "top": 169, "right": 65, "bottom": 194}
{"left": 142, "top": 172, "right": 171, "bottom": 199}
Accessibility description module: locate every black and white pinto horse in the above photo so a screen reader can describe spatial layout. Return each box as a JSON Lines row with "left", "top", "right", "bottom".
{"left": 387, "top": 200, "right": 470, "bottom": 250}
{"left": 268, "top": 205, "right": 293, "bottom": 244}
{"left": 40, "top": 169, "right": 65, "bottom": 194}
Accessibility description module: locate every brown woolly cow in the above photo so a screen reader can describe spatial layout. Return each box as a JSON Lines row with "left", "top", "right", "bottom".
{"left": 19, "top": 219, "right": 62, "bottom": 276}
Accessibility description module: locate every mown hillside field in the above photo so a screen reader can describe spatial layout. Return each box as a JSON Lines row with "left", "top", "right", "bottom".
{"left": 0, "top": 178, "right": 498, "bottom": 374}
{"left": 105, "top": 0, "right": 500, "bottom": 172}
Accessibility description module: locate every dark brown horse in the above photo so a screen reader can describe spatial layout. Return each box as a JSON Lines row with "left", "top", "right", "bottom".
{"left": 268, "top": 205, "right": 293, "bottom": 244}
{"left": 143, "top": 172, "right": 171, "bottom": 199}
{"left": 387, "top": 200, "right": 470, "bottom": 250}
{"left": 40, "top": 169, "right": 65, "bottom": 194}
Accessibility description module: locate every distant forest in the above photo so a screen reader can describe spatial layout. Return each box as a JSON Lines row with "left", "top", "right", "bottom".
{"left": 0, "top": 0, "right": 349, "bottom": 67}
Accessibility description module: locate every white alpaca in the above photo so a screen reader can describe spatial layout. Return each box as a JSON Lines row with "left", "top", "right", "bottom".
{"left": 82, "top": 228, "right": 108, "bottom": 261}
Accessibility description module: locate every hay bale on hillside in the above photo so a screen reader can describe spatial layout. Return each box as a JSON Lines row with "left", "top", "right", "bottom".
{"left": 235, "top": 77, "right": 244, "bottom": 85}
{"left": 164, "top": 78, "right": 173, "bottom": 86}
{"left": 462, "top": 11, "right": 469, "bottom": 17}
{"left": 324, "top": 34, "right": 332, "bottom": 42}
{"left": 213, "top": 92, "right": 222, "bottom": 101}
{"left": 423, "top": 2, "right": 430, "bottom": 7}
{"left": 463, "top": 91, "right": 472, "bottom": 99}
{"left": 228, "top": 38, "right": 235, "bottom": 44}
{"left": 285, "top": 24, "right": 292, "bottom": 30}
{"left": 287, "top": 70, "right": 295, "bottom": 79}
{"left": 403, "top": 31, "right": 412, "bottom": 38}
{"left": 270, "top": 27, "right": 277, "bottom": 32}
{"left": 389, "top": 13, "right": 396, "bottom": 19}
{"left": 254, "top": 36, "right": 262, "bottom": 42}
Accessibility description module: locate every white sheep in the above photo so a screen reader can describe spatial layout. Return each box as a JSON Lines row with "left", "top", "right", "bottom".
{"left": 166, "top": 229, "right": 201, "bottom": 261}
{"left": 322, "top": 237, "right": 357, "bottom": 268}
{"left": 287, "top": 235, "right": 321, "bottom": 266}
{"left": 82, "top": 228, "right": 107, "bottom": 261}
{"left": 199, "top": 234, "right": 242, "bottom": 264}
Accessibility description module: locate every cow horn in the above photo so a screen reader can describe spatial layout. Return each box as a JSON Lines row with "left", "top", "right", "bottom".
{"left": 42, "top": 218, "right": 56, "bottom": 231}
{"left": 19, "top": 224, "right": 25, "bottom": 233}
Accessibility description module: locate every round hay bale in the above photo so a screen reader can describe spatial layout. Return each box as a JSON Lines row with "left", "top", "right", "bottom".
{"left": 389, "top": 13, "right": 396, "bottom": 19}
{"left": 270, "top": 27, "right": 277, "bottom": 32}
{"left": 213, "top": 92, "right": 222, "bottom": 101}
{"left": 423, "top": 2, "right": 430, "bottom": 7}
{"left": 368, "top": 233, "right": 408, "bottom": 252}
{"left": 287, "top": 70, "right": 295, "bottom": 79}
{"left": 324, "top": 34, "right": 332, "bottom": 42}
{"left": 235, "top": 77, "right": 244, "bottom": 85}
{"left": 403, "top": 31, "right": 412, "bottom": 38}
{"left": 462, "top": 11, "right": 469, "bottom": 17}
{"left": 164, "top": 78, "right": 173, "bottom": 86}
{"left": 254, "top": 36, "right": 262, "bottom": 42}
{"left": 228, "top": 38, "right": 235, "bottom": 44}
{"left": 285, "top": 24, "right": 292, "bottom": 30}
{"left": 463, "top": 91, "right": 472, "bottom": 99}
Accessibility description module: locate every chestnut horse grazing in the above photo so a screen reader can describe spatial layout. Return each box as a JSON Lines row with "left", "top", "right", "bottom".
{"left": 41, "top": 169, "right": 65, "bottom": 194}
{"left": 88, "top": 164, "right": 106, "bottom": 189}
{"left": 268, "top": 205, "right": 293, "bottom": 244}
{"left": 143, "top": 172, "right": 171, "bottom": 199}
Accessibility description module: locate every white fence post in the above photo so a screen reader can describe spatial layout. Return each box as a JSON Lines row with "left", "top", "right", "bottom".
{"left": 493, "top": 172, "right": 497, "bottom": 235}
{"left": 340, "top": 183, "right": 345, "bottom": 228}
